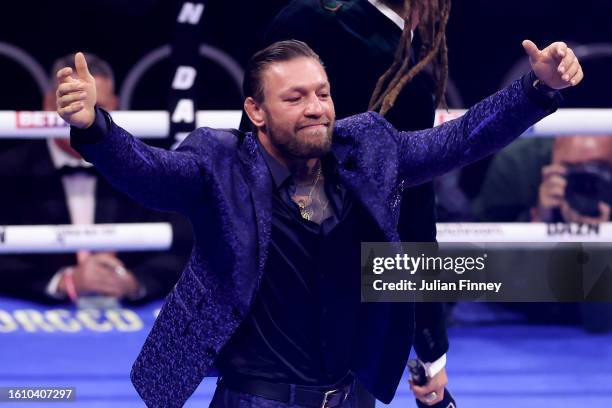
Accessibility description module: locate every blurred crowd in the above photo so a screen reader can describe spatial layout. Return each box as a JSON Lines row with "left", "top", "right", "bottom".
{"left": 0, "top": 53, "right": 192, "bottom": 306}
{"left": 0, "top": 1, "right": 610, "bottom": 335}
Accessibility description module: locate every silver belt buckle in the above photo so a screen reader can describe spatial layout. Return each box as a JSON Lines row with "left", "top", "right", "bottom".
{"left": 321, "top": 387, "right": 349, "bottom": 408}
{"left": 321, "top": 388, "right": 338, "bottom": 408}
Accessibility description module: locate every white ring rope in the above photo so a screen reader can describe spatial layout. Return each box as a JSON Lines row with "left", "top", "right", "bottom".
{"left": 437, "top": 222, "right": 612, "bottom": 243}
{"left": 2, "top": 105, "right": 611, "bottom": 253}
{"left": 0, "top": 223, "right": 172, "bottom": 253}
{"left": 1, "top": 109, "right": 611, "bottom": 139}
{"left": 0, "top": 222, "right": 610, "bottom": 254}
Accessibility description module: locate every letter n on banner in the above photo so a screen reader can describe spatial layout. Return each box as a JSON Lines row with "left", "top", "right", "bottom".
{"left": 168, "top": 1, "right": 206, "bottom": 150}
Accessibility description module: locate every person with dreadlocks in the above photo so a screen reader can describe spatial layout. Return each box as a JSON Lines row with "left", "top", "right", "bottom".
{"left": 264, "top": 1, "right": 452, "bottom": 405}
{"left": 58, "top": 35, "right": 581, "bottom": 408}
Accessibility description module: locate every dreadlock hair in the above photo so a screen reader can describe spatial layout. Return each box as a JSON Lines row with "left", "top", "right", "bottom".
{"left": 368, "top": 0, "right": 451, "bottom": 116}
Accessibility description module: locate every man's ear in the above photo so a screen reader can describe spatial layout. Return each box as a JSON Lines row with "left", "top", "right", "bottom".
{"left": 244, "top": 97, "right": 265, "bottom": 128}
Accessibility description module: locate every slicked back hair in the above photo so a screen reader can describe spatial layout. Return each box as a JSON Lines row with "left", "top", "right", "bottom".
{"left": 243, "top": 39, "right": 324, "bottom": 103}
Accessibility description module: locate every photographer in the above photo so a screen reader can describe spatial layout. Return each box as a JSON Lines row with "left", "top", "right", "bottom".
{"left": 472, "top": 135, "right": 612, "bottom": 333}
{"left": 473, "top": 135, "right": 612, "bottom": 224}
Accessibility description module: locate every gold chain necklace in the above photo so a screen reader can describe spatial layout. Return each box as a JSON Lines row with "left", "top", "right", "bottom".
{"left": 296, "top": 163, "right": 322, "bottom": 221}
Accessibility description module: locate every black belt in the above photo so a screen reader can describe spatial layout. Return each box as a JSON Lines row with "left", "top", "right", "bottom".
{"left": 218, "top": 373, "right": 355, "bottom": 408}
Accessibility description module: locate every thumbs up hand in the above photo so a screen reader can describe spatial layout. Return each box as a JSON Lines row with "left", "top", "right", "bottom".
{"left": 522, "top": 40, "right": 584, "bottom": 90}
{"left": 56, "top": 52, "right": 97, "bottom": 129}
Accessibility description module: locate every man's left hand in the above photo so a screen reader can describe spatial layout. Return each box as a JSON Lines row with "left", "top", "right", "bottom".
{"left": 410, "top": 367, "right": 448, "bottom": 406}
{"left": 523, "top": 40, "right": 583, "bottom": 89}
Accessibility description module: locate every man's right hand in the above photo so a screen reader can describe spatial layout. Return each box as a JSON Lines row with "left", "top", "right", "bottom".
{"left": 410, "top": 367, "right": 448, "bottom": 406}
{"left": 56, "top": 52, "right": 97, "bottom": 129}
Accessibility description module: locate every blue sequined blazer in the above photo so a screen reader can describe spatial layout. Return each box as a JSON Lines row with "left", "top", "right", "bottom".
{"left": 72, "top": 74, "right": 558, "bottom": 407}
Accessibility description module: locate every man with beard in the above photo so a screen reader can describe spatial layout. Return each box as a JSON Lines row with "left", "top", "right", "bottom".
{"left": 263, "top": 1, "right": 453, "bottom": 405}
{"left": 56, "top": 39, "right": 581, "bottom": 408}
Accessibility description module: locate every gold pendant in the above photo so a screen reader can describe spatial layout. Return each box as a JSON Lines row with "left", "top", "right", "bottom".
{"left": 302, "top": 209, "right": 313, "bottom": 220}
{"left": 297, "top": 200, "right": 313, "bottom": 220}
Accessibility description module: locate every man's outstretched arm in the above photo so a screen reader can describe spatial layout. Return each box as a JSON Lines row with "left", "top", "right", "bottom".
{"left": 56, "top": 52, "right": 206, "bottom": 214}
{"left": 392, "top": 40, "right": 582, "bottom": 186}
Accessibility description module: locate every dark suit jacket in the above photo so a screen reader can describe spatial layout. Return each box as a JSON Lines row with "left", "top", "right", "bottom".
{"left": 73, "top": 77, "right": 556, "bottom": 407}
{"left": 0, "top": 141, "right": 191, "bottom": 304}
{"left": 265, "top": 0, "right": 446, "bottom": 365}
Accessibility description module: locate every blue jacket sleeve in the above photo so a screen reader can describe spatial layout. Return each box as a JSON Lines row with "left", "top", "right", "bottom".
{"left": 71, "top": 108, "right": 208, "bottom": 214}
{"left": 382, "top": 73, "right": 561, "bottom": 187}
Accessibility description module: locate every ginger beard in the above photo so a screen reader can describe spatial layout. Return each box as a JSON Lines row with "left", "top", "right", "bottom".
{"left": 250, "top": 56, "right": 337, "bottom": 160}
{"left": 264, "top": 112, "right": 335, "bottom": 159}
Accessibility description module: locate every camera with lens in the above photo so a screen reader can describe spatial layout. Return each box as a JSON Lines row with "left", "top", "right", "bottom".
{"left": 564, "top": 161, "right": 612, "bottom": 217}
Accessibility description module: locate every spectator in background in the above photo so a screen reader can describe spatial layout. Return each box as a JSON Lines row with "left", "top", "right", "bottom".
{"left": 473, "top": 135, "right": 612, "bottom": 224}
{"left": 473, "top": 135, "right": 612, "bottom": 333}
{"left": 0, "top": 53, "right": 191, "bottom": 304}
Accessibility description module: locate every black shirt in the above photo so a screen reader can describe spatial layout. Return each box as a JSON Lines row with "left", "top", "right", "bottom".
{"left": 217, "top": 143, "right": 363, "bottom": 385}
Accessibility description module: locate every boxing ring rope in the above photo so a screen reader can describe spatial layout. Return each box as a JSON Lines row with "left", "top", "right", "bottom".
{"left": 2, "top": 108, "right": 612, "bottom": 138}
{"left": 436, "top": 222, "right": 612, "bottom": 243}
{"left": 1, "top": 109, "right": 612, "bottom": 253}
{"left": 0, "top": 222, "right": 611, "bottom": 253}
{"left": 0, "top": 223, "right": 172, "bottom": 253}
